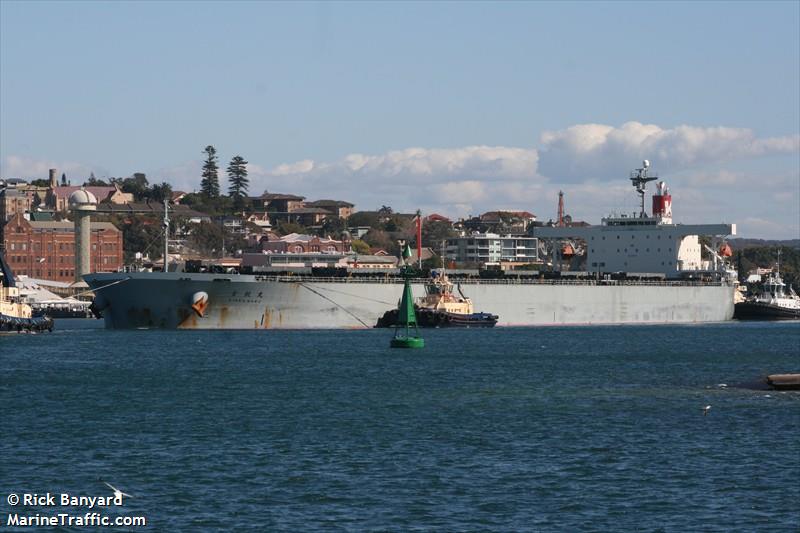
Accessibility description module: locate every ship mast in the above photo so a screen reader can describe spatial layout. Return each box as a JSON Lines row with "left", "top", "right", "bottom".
{"left": 163, "top": 198, "right": 170, "bottom": 272}
{"left": 629, "top": 160, "right": 658, "bottom": 217}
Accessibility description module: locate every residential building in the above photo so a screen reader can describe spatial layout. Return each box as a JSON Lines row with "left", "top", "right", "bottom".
{"left": 425, "top": 213, "right": 452, "bottom": 224}
{"left": 1, "top": 213, "right": 123, "bottom": 283}
{"left": 241, "top": 252, "right": 396, "bottom": 270}
{"left": 259, "top": 233, "right": 349, "bottom": 254}
{"left": 0, "top": 188, "right": 29, "bottom": 222}
{"left": 460, "top": 210, "right": 537, "bottom": 234}
{"left": 246, "top": 212, "right": 271, "bottom": 229}
{"left": 445, "top": 233, "right": 539, "bottom": 266}
{"left": 47, "top": 184, "right": 133, "bottom": 212}
{"left": 251, "top": 192, "right": 306, "bottom": 214}
{"left": 286, "top": 207, "right": 333, "bottom": 226}
{"left": 0, "top": 183, "right": 50, "bottom": 222}
{"left": 305, "top": 200, "right": 355, "bottom": 219}
{"left": 94, "top": 201, "right": 211, "bottom": 224}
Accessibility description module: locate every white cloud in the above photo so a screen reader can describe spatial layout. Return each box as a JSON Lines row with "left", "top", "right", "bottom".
{"left": 3, "top": 121, "right": 797, "bottom": 238}
{"left": 0, "top": 155, "right": 103, "bottom": 182}
{"left": 247, "top": 145, "right": 542, "bottom": 217}
{"left": 537, "top": 121, "right": 799, "bottom": 181}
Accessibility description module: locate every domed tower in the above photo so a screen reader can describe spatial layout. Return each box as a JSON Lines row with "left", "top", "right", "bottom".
{"left": 69, "top": 188, "right": 98, "bottom": 282}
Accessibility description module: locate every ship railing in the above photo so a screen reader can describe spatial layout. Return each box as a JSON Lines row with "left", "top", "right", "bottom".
{"left": 255, "top": 275, "right": 727, "bottom": 287}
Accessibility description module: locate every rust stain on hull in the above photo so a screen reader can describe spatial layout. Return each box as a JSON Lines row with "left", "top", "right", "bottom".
{"left": 177, "top": 307, "right": 198, "bottom": 329}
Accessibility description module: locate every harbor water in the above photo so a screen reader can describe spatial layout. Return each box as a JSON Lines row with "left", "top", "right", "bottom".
{"left": 2, "top": 321, "right": 799, "bottom": 531}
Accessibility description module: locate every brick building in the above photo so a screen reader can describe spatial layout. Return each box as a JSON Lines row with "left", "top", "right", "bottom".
{"left": 1, "top": 213, "right": 123, "bottom": 282}
{"left": 259, "top": 232, "right": 348, "bottom": 254}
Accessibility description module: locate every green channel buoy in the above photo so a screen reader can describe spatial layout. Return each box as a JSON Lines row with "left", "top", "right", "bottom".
{"left": 390, "top": 267, "right": 424, "bottom": 349}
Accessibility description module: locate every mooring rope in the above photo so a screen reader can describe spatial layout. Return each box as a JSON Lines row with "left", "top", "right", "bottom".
{"left": 72, "top": 276, "right": 132, "bottom": 298}
{"left": 303, "top": 284, "right": 396, "bottom": 306}
{"left": 299, "top": 283, "right": 371, "bottom": 328}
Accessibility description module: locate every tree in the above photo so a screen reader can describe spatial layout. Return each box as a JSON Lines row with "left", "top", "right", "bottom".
{"left": 116, "top": 215, "right": 164, "bottom": 263}
{"left": 200, "top": 145, "right": 220, "bottom": 198}
{"left": 421, "top": 220, "right": 457, "bottom": 249}
{"left": 275, "top": 221, "right": 306, "bottom": 236}
{"left": 226, "top": 155, "right": 249, "bottom": 207}
{"left": 117, "top": 173, "right": 150, "bottom": 200}
{"left": 148, "top": 182, "right": 173, "bottom": 203}
{"left": 362, "top": 229, "right": 397, "bottom": 255}
{"left": 346, "top": 211, "right": 381, "bottom": 229}
{"left": 320, "top": 216, "right": 347, "bottom": 237}
{"left": 350, "top": 239, "right": 370, "bottom": 254}
{"left": 85, "top": 172, "right": 108, "bottom": 186}
{"left": 187, "top": 221, "right": 224, "bottom": 257}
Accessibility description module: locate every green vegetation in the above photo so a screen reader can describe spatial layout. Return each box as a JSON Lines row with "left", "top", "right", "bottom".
{"left": 736, "top": 245, "right": 800, "bottom": 287}
{"left": 275, "top": 221, "right": 306, "bottom": 236}
{"left": 421, "top": 220, "right": 457, "bottom": 249}
{"left": 200, "top": 145, "right": 220, "bottom": 198}
{"left": 350, "top": 239, "right": 370, "bottom": 254}
{"left": 85, "top": 172, "right": 109, "bottom": 186}
{"left": 320, "top": 216, "right": 347, "bottom": 237}
{"left": 109, "top": 215, "right": 164, "bottom": 263}
{"left": 226, "top": 155, "right": 249, "bottom": 209}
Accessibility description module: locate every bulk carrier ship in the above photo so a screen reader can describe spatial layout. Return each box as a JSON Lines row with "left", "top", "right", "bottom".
{"left": 85, "top": 162, "right": 737, "bottom": 329}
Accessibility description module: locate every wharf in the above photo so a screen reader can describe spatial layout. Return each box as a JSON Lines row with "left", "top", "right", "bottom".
{"left": 767, "top": 374, "right": 800, "bottom": 391}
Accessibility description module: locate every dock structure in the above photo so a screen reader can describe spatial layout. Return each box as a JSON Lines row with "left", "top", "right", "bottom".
{"left": 767, "top": 374, "right": 800, "bottom": 390}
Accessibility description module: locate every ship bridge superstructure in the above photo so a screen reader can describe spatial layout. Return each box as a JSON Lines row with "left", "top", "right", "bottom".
{"left": 534, "top": 161, "right": 736, "bottom": 278}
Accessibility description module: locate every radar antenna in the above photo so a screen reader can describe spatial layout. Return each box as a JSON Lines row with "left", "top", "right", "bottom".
{"left": 629, "top": 159, "right": 658, "bottom": 217}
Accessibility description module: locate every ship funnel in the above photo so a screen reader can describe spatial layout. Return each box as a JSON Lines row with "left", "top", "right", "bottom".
{"left": 652, "top": 180, "right": 672, "bottom": 223}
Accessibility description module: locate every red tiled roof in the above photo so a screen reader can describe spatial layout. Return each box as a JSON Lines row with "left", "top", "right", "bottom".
{"left": 51, "top": 186, "right": 117, "bottom": 199}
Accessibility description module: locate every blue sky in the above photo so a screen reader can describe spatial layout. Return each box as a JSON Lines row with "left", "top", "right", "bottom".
{"left": 1, "top": 1, "right": 798, "bottom": 238}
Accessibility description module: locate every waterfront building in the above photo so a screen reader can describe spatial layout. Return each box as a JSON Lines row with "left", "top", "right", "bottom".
{"left": 1, "top": 213, "right": 123, "bottom": 283}
{"left": 445, "top": 233, "right": 539, "bottom": 266}
{"left": 259, "top": 233, "right": 349, "bottom": 254}
{"left": 242, "top": 252, "right": 396, "bottom": 270}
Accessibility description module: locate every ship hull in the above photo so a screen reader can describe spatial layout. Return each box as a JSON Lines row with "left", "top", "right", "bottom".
{"left": 734, "top": 302, "right": 800, "bottom": 320}
{"left": 84, "top": 272, "right": 735, "bottom": 329}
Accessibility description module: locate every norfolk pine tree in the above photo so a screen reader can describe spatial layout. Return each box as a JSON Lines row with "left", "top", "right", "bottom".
{"left": 201, "top": 145, "right": 220, "bottom": 198}
{"left": 227, "top": 155, "right": 249, "bottom": 208}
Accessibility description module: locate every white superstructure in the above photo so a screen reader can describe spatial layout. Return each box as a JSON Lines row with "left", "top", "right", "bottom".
{"left": 535, "top": 162, "right": 735, "bottom": 277}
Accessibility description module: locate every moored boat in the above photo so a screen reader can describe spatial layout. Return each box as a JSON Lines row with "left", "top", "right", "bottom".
{"left": 84, "top": 161, "right": 738, "bottom": 330}
{"left": 1, "top": 252, "right": 54, "bottom": 332}
{"left": 735, "top": 269, "right": 800, "bottom": 320}
{"left": 375, "top": 269, "right": 499, "bottom": 328}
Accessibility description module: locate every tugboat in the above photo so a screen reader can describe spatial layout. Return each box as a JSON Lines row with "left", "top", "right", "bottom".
{"left": 376, "top": 269, "right": 499, "bottom": 328}
{"left": 0, "top": 252, "right": 54, "bottom": 332}
{"left": 735, "top": 260, "right": 800, "bottom": 320}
